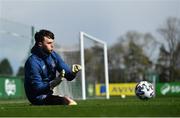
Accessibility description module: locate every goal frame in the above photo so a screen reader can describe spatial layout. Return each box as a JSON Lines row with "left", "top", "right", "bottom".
{"left": 80, "top": 32, "right": 110, "bottom": 100}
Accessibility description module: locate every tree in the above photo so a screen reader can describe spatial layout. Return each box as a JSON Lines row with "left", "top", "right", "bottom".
{"left": 158, "top": 17, "right": 180, "bottom": 81}
{"left": 173, "top": 42, "right": 180, "bottom": 81}
{"left": 124, "top": 40, "right": 152, "bottom": 82}
{"left": 108, "top": 31, "right": 153, "bottom": 82}
{"left": 108, "top": 42, "right": 125, "bottom": 82}
{"left": 0, "top": 58, "right": 13, "bottom": 76}
{"left": 156, "top": 45, "right": 170, "bottom": 82}
{"left": 84, "top": 45, "right": 104, "bottom": 83}
{"left": 16, "top": 66, "right": 24, "bottom": 77}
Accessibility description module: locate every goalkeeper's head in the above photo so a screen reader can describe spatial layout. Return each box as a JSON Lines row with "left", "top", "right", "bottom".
{"left": 34, "top": 29, "right": 55, "bottom": 54}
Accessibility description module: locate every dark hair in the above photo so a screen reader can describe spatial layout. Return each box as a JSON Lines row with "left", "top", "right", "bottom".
{"left": 34, "top": 29, "right": 54, "bottom": 45}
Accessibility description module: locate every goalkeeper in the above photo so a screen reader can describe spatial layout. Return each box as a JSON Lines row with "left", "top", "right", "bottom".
{"left": 24, "top": 29, "right": 81, "bottom": 105}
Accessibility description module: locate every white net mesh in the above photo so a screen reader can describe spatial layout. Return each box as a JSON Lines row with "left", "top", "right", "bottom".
{"left": 54, "top": 32, "right": 109, "bottom": 100}
{"left": 83, "top": 35, "right": 106, "bottom": 99}
{"left": 54, "top": 45, "right": 82, "bottom": 99}
{"left": 0, "top": 18, "right": 33, "bottom": 76}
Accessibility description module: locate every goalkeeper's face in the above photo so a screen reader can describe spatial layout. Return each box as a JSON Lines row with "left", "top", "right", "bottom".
{"left": 41, "top": 36, "right": 54, "bottom": 54}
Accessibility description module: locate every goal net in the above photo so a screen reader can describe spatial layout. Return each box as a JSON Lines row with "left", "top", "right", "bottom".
{"left": 0, "top": 19, "right": 34, "bottom": 99}
{"left": 0, "top": 18, "right": 34, "bottom": 76}
{"left": 0, "top": 19, "right": 109, "bottom": 100}
{"left": 54, "top": 32, "right": 109, "bottom": 100}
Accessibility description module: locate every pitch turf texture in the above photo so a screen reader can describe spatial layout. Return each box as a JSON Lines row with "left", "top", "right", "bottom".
{"left": 0, "top": 96, "right": 180, "bottom": 117}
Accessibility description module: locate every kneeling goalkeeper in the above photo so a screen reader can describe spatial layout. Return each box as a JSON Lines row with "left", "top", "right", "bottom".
{"left": 24, "top": 29, "right": 81, "bottom": 105}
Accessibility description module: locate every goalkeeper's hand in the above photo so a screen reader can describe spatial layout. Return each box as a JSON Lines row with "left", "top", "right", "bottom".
{"left": 50, "top": 69, "right": 65, "bottom": 90}
{"left": 59, "top": 69, "right": 65, "bottom": 78}
{"left": 72, "top": 64, "right": 81, "bottom": 74}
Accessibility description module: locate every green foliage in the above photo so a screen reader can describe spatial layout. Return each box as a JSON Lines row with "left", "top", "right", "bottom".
{"left": 16, "top": 66, "right": 24, "bottom": 77}
{"left": 84, "top": 45, "right": 104, "bottom": 83}
{"left": 156, "top": 45, "right": 170, "bottom": 82}
{"left": 124, "top": 40, "right": 152, "bottom": 82}
{"left": 158, "top": 17, "right": 180, "bottom": 81}
{"left": 0, "top": 58, "right": 13, "bottom": 76}
{"left": 109, "top": 31, "right": 152, "bottom": 82}
{"left": 124, "top": 40, "right": 150, "bottom": 67}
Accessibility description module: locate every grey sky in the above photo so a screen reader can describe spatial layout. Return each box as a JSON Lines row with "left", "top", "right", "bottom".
{"left": 1, "top": 0, "right": 180, "bottom": 46}
{"left": 0, "top": 0, "right": 180, "bottom": 74}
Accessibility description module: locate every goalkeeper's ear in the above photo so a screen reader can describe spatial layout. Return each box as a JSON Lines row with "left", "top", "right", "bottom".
{"left": 72, "top": 64, "right": 82, "bottom": 74}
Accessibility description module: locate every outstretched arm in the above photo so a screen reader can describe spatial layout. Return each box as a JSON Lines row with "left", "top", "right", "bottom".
{"left": 52, "top": 52, "right": 81, "bottom": 81}
{"left": 49, "top": 64, "right": 82, "bottom": 89}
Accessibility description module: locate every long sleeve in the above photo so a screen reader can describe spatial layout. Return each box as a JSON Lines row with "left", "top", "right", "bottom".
{"left": 25, "top": 58, "right": 50, "bottom": 95}
{"left": 52, "top": 52, "right": 76, "bottom": 81}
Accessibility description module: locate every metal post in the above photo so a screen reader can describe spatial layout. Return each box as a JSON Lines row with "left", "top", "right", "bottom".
{"left": 80, "top": 32, "right": 86, "bottom": 100}
{"left": 104, "top": 44, "right": 110, "bottom": 99}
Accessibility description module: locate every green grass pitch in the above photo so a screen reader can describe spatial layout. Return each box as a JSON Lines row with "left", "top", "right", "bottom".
{"left": 0, "top": 96, "right": 180, "bottom": 117}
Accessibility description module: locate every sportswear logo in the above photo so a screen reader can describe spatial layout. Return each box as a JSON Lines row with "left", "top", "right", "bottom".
{"left": 42, "top": 65, "right": 46, "bottom": 70}
{"left": 5, "top": 79, "right": 16, "bottom": 96}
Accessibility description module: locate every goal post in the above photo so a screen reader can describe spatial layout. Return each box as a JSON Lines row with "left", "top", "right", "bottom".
{"left": 80, "top": 32, "right": 110, "bottom": 100}
{"left": 54, "top": 32, "right": 110, "bottom": 100}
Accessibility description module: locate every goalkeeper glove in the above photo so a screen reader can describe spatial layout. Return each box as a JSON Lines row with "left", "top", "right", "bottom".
{"left": 72, "top": 64, "right": 81, "bottom": 74}
{"left": 50, "top": 69, "right": 65, "bottom": 90}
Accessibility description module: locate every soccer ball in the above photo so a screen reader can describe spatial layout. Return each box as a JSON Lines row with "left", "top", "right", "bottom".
{"left": 135, "top": 81, "right": 155, "bottom": 100}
